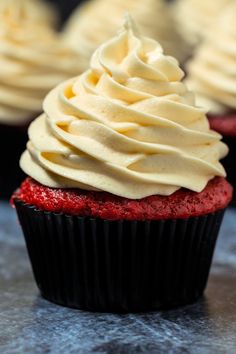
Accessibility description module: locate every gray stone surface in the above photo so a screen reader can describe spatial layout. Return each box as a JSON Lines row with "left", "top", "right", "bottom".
{"left": 0, "top": 201, "right": 236, "bottom": 354}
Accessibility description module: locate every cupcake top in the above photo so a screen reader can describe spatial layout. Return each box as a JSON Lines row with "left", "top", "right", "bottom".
{"left": 186, "top": 4, "right": 236, "bottom": 114}
{"left": 175, "top": 0, "right": 232, "bottom": 47}
{"left": 63, "top": 0, "right": 187, "bottom": 63}
{"left": 0, "top": 0, "right": 58, "bottom": 27}
{"left": 0, "top": 0, "right": 87, "bottom": 126}
{"left": 20, "top": 16, "right": 227, "bottom": 199}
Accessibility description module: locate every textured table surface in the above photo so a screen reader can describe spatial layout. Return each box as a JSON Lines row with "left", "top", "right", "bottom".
{"left": 0, "top": 201, "right": 236, "bottom": 354}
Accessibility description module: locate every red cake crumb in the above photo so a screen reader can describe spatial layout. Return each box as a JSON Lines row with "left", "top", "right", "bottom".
{"left": 209, "top": 114, "right": 236, "bottom": 137}
{"left": 12, "top": 177, "right": 232, "bottom": 221}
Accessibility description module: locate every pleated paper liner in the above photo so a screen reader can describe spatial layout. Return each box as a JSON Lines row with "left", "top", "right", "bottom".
{"left": 14, "top": 199, "right": 225, "bottom": 312}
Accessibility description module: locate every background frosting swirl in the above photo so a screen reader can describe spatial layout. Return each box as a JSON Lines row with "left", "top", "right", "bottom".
{"left": 63, "top": 0, "right": 188, "bottom": 64}
{"left": 0, "top": 0, "right": 86, "bottom": 125}
{"left": 186, "top": 4, "right": 236, "bottom": 114}
{"left": 175, "top": 0, "right": 232, "bottom": 47}
{"left": 21, "top": 17, "right": 227, "bottom": 199}
{"left": 0, "top": 0, "right": 58, "bottom": 28}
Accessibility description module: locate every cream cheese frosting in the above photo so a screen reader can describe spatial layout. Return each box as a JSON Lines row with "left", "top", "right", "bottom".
{"left": 186, "top": 4, "right": 236, "bottom": 114}
{"left": 20, "top": 16, "right": 227, "bottom": 199}
{"left": 63, "top": 0, "right": 188, "bottom": 64}
{"left": 175, "top": 0, "right": 232, "bottom": 47}
{"left": 0, "top": 0, "right": 87, "bottom": 125}
{"left": 0, "top": 0, "right": 58, "bottom": 27}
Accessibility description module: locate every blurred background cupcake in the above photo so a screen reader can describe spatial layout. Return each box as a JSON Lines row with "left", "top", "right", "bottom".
{"left": 62, "top": 0, "right": 188, "bottom": 65}
{"left": 7, "top": 0, "right": 59, "bottom": 28}
{"left": 174, "top": 0, "right": 232, "bottom": 54}
{"left": 0, "top": 0, "right": 87, "bottom": 198}
{"left": 186, "top": 3, "right": 236, "bottom": 203}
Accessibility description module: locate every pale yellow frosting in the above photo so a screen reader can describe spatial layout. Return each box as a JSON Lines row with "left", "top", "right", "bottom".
{"left": 63, "top": 0, "right": 188, "bottom": 63}
{"left": 175, "top": 0, "right": 232, "bottom": 47}
{"left": 21, "top": 16, "right": 227, "bottom": 199}
{"left": 186, "top": 4, "right": 236, "bottom": 114}
{"left": 0, "top": 1, "right": 87, "bottom": 125}
{"left": 0, "top": 0, "right": 58, "bottom": 27}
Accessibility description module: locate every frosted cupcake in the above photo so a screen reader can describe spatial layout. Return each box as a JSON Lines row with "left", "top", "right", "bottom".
{"left": 0, "top": 0, "right": 87, "bottom": 197}
{"left": 175, "top": 0, "right": 232, "bottom": 49}
{"left": 13, "top": 16, "right": 232, "bottom": 312}
{"left": 186, "top": 4, "right": 236, "bottom": 203}
{"left": 63, "top": 0, "right": 188, "bottom": 64}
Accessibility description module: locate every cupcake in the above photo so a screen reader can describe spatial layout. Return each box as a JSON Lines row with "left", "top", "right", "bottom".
{"left": 175, "top": 0, "right": 232, "bottom": 49}
{"left": 13, "top": 16, "right": 232, "bottom": 312}
{"left": 186, "top": 4, "right": 236, "bottom": 203}
{"left": 0, "top": 0, "right": 87, "bottom": 198}
{"left": 63, "top": 0, "right": 188, "bottom": 64}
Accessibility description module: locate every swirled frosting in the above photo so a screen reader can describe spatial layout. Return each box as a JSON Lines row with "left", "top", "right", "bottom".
{"left": 63, "top": 0, "right": 188, "bottom": 63}
{"left": 21, "top": 16, "right": 227, "bottom": 199}
{"left": 175, "top": 0, "right": 232, "bottom": 47}
{"left": 0, "top": 1, "right": 86, "bottom": 125}
{"left": 0, "top": 0, "right": 58, "bottom": 27}
{"left": 186, "top": 4, "right": 236, "bottom": 114}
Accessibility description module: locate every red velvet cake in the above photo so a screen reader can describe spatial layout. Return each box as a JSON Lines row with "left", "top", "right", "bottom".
{"left": 14, "top": 177, "right": 232, "bottom": 221}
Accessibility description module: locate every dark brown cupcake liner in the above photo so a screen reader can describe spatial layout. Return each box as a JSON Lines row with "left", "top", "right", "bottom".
{"left": 14, "top": 199, "right": 225, "bottom": 312}
{"left": 221, "top": 135, "right": 236, "bottom": 206}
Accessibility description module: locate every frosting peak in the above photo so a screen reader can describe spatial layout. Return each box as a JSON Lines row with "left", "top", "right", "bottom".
{"left": 122, "top": 13, "right": 138, "bottom": 34}
{"left": 21, "top": 18, "right": 227, "bottom": 199}
{"left": 63, "top": 0, "right": 188, "bottom": 64}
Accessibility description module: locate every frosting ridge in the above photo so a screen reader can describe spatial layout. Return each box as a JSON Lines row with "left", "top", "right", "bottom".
{"left": 0, "top": 0, "right": 58, "bottom": 27}
{"left": 21, "top": 16, "right": 227, "bottom": 198}
{"left": 186, "top": 3, "right": 236, "bottom": 114}
{"left": 175, "top": 0, "right": 232, "bottom": 47}
{"left": 0, "top": 0, "right": 86, "bottom": 125}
